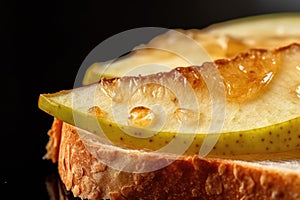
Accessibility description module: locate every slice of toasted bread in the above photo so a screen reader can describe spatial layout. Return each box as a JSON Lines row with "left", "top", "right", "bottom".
{"left": 45, "top": 118, "right": 300, "bottom": 200}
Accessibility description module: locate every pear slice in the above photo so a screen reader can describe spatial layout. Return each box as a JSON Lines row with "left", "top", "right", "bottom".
{"left": 39, "top": 43, "right": 300, "bottom": 156}
{"left": 83, "top": 13, "right": 300, "bottom": 84}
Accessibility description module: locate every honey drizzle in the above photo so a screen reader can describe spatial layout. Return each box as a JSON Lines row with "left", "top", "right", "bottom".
{"left": 99, "top": 44, "right": 300, "bottom": 103}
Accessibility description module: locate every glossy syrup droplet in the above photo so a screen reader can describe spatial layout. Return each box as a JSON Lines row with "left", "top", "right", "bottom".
{"left": 128, "top": 106, "right": 154, "bottom": 127}
{"left": 174, "top": 108, "right": 197, "bottom": 124}
{"left": 87, "top": 106, "right": 106, "bottom": 118}
{"left": 217, "top": 49, "right": 279, "bottom": 102}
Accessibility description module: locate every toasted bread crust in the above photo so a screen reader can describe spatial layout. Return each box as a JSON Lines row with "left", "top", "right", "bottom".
{"left": 46, "top": 119, "right": 300, "bottom": 200}
{"left": 45, "top": 118, "right": 63, "bottom": 163}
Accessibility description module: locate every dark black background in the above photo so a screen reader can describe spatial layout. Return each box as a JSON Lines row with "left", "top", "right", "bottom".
{"left": 3, "top": 0, "right": 300, "bottom": 199}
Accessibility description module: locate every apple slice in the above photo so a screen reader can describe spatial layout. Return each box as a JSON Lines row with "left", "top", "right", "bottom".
{"left": 83, "top": 13, "right": 300, "bottom": 84}
{"left": 39, "top": 44, "right": 300, "bottom": 157}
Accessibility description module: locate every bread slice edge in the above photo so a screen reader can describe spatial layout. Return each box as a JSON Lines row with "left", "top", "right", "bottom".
{"left": 44, "top": 118, "right": 300, "bottom": 200}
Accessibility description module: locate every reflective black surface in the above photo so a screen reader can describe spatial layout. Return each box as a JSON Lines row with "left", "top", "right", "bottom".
{"left": 6, "top": 1, "right": 300, "bottom": 199}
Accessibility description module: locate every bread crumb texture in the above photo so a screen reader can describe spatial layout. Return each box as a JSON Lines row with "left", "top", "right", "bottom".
{"left": 46, "top": 120, "right": 300, "bottom": 200}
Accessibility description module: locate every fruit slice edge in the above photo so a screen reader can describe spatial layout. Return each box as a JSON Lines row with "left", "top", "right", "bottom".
{"left": 38, "top": 87, "right": 300, "bottom": 156}
{"left": 82, "top": 13, "right": 300, "bottom": 84}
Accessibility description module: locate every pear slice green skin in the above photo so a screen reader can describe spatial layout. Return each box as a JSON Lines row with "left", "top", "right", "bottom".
{"left": 38, "top": 92, "right": 300, "bottom": 156}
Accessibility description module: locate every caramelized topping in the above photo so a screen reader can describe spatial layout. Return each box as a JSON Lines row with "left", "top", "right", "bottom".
{"left": 174, "top": 67, "right": 205, "bottom": 89}
{"left": 98, "top": 44, "right": 300, "bottom": 103}
{"left": 99, "top": 77, "right": 118, "bottom": 99}
{"left": 216, "top": 49, "right": 279, "bottom": 102}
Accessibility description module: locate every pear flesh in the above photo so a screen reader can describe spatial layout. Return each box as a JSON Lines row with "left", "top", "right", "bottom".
{"left": 83, "top": 13, "right": 300, "bottom": 84}
{"left": 39, "top": 44, "right": 300, "bottom": 156}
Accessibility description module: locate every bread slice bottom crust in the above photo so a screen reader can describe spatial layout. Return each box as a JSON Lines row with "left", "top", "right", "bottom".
{"left": 45, "top": 118, "right": 300, "bottom": 200}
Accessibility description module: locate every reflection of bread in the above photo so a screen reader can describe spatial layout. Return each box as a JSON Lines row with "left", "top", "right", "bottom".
{"left": 45, "top": 171, "right": 74, "bottom": 200}
{"left": 45, "top": 118, "right": 300, "bottom": 200}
